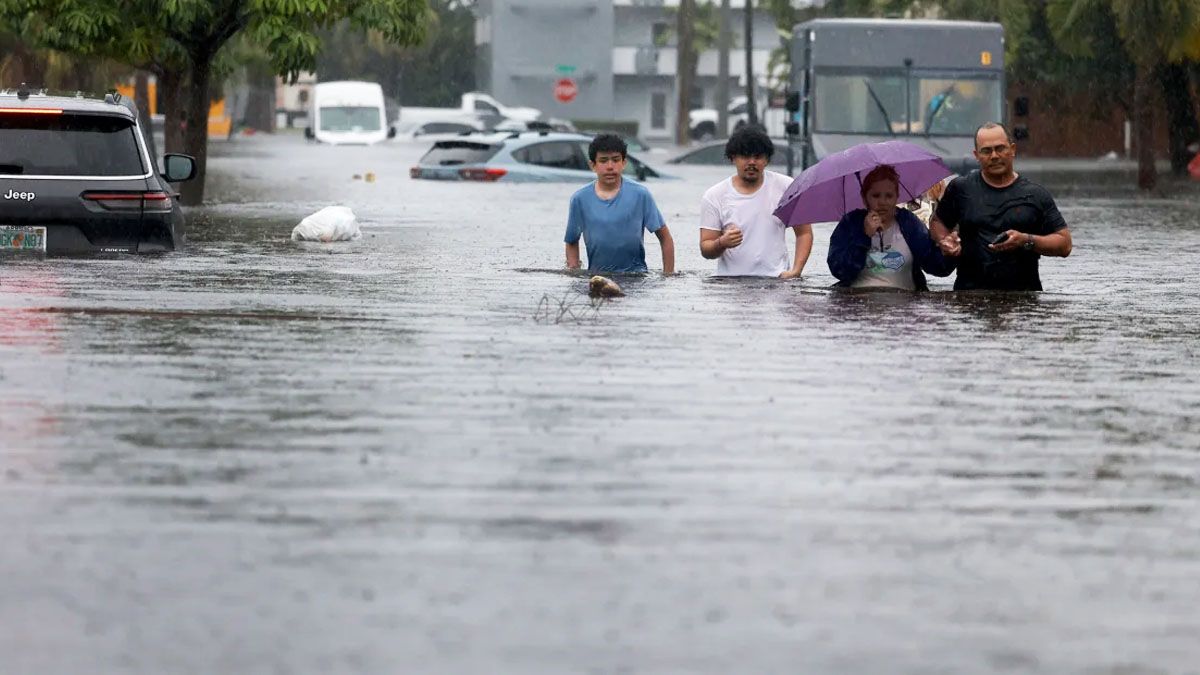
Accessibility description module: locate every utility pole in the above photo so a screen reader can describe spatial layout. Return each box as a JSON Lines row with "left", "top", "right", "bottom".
{"left": 744, "top": 0, "right": 757, "bottom": 126}
{"left": 716, "top": 0, "right": 731, "bottom": 138}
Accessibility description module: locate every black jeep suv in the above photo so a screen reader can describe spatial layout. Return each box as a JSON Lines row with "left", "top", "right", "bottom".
{"left": 0, "top": 87, "right": 196, "bottom": 254}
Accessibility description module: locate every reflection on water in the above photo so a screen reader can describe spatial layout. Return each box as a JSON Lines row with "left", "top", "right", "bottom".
{"left": 2, "top": 136, "right": 1199, "bottom": 673}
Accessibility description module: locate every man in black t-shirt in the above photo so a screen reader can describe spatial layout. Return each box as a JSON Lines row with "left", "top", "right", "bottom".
{"left": 931, "top": 123, "right": 1073, "bottom": 291}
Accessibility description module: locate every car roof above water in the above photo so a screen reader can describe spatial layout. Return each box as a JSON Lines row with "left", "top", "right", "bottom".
{"left": 432, "top": 131, "right": 593, "bottom": 148}
{"left": 0, "top": 90, "right": 137, "bottom": 119}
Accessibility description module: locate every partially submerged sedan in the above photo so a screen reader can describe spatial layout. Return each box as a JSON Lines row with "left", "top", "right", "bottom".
{"left": 0, "top": 88, "right": 196, "bottom": 254}
{"left": 409, "top": 131, "right": 669, "bottom": 182}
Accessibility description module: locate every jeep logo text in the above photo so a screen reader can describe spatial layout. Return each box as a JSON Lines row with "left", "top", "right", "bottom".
{"left": 4, "top": 190, "right": 35, "bottom": 201}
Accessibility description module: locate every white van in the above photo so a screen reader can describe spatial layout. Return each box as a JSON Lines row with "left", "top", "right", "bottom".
{"left": 305, "top": 81, "right": 394, "bottom": 145}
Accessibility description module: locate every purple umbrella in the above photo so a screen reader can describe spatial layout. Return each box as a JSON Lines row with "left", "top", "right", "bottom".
{"left": 773, "top": 140, "right": 953, "bottom": 226}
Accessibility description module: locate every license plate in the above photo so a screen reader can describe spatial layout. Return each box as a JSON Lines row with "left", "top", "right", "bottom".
{"left": 0, "top": 226, "right": 47, "bottom": 252}
{"left": 418, "top": 167, "right": 461, "bottom": 180}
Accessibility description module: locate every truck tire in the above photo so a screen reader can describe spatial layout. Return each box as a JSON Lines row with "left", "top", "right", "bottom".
{"left": 691, "top": 122, "right": 716, "bottom": 142}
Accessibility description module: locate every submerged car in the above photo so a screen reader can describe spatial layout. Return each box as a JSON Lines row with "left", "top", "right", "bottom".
{"left": 396, "top": 118, "right": 486, "bottom": 144}
{"left": 667, "top": 139, "right": 791, "bottom": 166}
{"left": 410, "top": 131, "right": 669, "bottom": 183}
{"left": 0, "top": 87, "right": 196, "bottom": 254}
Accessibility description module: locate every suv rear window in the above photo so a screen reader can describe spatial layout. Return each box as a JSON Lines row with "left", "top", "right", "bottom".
{"left": 0, "top": 113, "right": 145, "bottom": 176}
{"left": 513, "top": 142, "right": 587, "bottom": 170}
{"left": 420, "top": 141, "right": 500, "bottom": 166}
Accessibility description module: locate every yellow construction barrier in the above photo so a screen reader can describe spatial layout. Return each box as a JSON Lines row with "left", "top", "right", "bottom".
{"left": 115, "top": 80, "right": 232, "bottom": 138}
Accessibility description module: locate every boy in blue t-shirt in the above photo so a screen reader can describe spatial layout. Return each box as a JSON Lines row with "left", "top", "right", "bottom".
{"left": 564, "top": 134, "right": 675, "bottom": 275}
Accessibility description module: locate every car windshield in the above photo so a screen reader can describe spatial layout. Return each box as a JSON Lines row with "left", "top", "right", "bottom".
{"left": 814, "top": 73, "right": 908, "bottom": 134}
{"left": 672, "top": 144, "right": 725, "bottom": 164}
{"left": 0, "top": 113, "right": 145, "bottom": 176}
{"left": 420, "top": 141, "right": 501, "bottom": 166}
{"left": 912, "top": 76, "right": 1003, "bottom": 135}
{"left": 814, "top": 72, "right": 1002, "bottom": 136}
{"left": 570, "top": 141, "right": 648, "bottom": 177}
{"left": 319, "top": 106, "right": 382, "bottom": 132}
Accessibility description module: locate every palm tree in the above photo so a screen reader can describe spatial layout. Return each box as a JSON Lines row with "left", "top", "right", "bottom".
{"left": 1053, "top": 0, "right": 1200, "bottom": 190}
{"left": 659, "top": 0, "right": 723, "bottom": 144}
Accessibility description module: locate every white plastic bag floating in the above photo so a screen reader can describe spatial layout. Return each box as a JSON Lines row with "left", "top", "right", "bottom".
{"left": 291, "top": 206, "right": 362, "bottom": 242}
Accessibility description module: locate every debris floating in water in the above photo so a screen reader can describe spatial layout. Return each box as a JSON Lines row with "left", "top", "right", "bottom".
{"left": 533, "top": 289, "right": 608, "bottom": 324}
{"left": 589, "top": 275, "right": 624, "bottom": 298}
{"left": 291, "top": 206, "right": 362, "bottom": 242}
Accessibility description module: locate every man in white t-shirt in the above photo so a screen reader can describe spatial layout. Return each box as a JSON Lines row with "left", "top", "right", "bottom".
{"left": 699, "top": 126, "right": 813, "bottom": 277}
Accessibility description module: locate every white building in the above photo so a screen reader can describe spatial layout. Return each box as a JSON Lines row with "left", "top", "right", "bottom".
{"left": 476, "top": 0, "right": 784, "bottom": 139}
{"left": 275, "top": 71, "right": 317, "bottom": 128}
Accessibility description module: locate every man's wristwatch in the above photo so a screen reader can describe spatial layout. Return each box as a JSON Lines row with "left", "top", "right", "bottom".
{"left": 1023, "top": 234, "right": 1036, "bottom": 251}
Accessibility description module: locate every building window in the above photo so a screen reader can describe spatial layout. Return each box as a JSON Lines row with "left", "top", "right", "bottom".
{"left": 652, "top": 22, "right": 670, "bottom": 46}
{"left": 651, "top": 92, "right": 666, "bottom": 130}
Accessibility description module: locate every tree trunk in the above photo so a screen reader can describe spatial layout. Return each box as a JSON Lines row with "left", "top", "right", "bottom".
{"left": 1134, "top": 60, "right": 1157, "bottom": 191}
{"left": 134, "top": 70, "right": 159, "bottom": 164}
{"left": 180, "top": 54, "right": 213, "bottom": 206}
{"left": 244, "top": 65, "right": 276, "bottom": 133}
{"left": 3, "top": 42, "right": 38, "bottom": 86}
{"left": 1159, "top": 62, "right": 1199, "bottom": 176}
{"left": 716, "top": 0, "right": 731, "bottom": 139}
{"left": 744, "top": 0, "right": 757, "bottom": 126}
{"left": 674, "top": 0, "right": 697, "bottom": 145}
{"left": 160, "top": 66, "right": 185, "bottom": 154}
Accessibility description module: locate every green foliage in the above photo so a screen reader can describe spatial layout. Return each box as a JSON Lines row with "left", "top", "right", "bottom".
{"left": 0, "top": 30, "right": 129, "bottom": 90}
{"left": 316, "top": 0, "right": 475, "bottom": 107}
{"left": 1110, "top": 0, "right": 1200, "bottom": 62}
{"left": 0, "top": 0, "right": 430, "bottom": 78}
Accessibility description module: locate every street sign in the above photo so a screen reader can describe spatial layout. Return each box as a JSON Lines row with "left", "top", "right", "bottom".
{"left": 554, "top": 78, "right": 578, "bottom": 104}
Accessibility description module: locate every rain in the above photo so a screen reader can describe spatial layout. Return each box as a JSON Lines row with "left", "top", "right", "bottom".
{"left": 2, "top": 0, "right": 1200, "bottom": 673}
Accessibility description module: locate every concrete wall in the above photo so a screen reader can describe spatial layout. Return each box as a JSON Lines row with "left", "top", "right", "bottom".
{"left": 477, "top": 0, "right": 777, "bottom": 132}
{"left": 1009, "top": 80, "right": 1171, "bottom": 158}
{"left": 614, "top": 75, "right": 673, "bottom": 136}
{"left": 612, "top": 4, "right": 778, "bottom": 50}
{"left": 481, "top": 0, "right": 615, "bottom": 120}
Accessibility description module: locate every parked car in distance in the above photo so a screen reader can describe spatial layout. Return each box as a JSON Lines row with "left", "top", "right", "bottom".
{"left": 397, "top": 119, "right": 486, "bottom": 143}
{"left": 689, "top": 95, "right": 788, "bottom": 141}
{"left": 398, "top": 92, "right": 544, "bottom": 135}
{"left": 583, "top": 131, "right": 665, "bottom": 155}
{"left": 0, "top": 87, "right": 196, "bottom": 254}
{"left": 493, "top": 118, "right": 577, "bottom": 133}
{"left": 305, "top": 81, "right": 395, "bottom": 145}
{"left": 667, "top": 139, "right": 790, "bottom": 166}
{"left": 410, "top": 131, "right": 670, "bottom": 183}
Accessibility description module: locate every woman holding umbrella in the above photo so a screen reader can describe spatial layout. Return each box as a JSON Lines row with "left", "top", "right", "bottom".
{"left": 826, "top": 164, "right": 955, "bottom": 291}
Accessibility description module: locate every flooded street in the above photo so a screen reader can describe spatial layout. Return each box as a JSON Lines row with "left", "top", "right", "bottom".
{"left": 3, "top": 136, "right": 1199, "bottom": 673}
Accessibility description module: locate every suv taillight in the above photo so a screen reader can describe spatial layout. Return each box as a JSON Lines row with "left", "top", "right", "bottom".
{"left": 82, "top": 191, "right": 172, "bottom": 213}
{"left": 458, "top": 167, "right": 506, "bottom": 181}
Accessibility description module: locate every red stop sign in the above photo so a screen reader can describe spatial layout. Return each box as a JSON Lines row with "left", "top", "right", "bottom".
{"left": 554, "top": 78, "right": 578, "bottom": 103}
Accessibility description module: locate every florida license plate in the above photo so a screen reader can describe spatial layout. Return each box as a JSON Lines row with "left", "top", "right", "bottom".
{"left": 0, "top": 226, "right": 47, "bottom": 252}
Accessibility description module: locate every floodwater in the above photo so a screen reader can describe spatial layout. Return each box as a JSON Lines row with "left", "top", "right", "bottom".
{"left": 2, "top": 136, "right": 1199, "bottom": 674}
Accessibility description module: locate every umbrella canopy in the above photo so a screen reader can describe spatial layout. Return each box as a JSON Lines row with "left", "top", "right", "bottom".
{"left": 773, "top": 140, "right": 953, "bottom": 226}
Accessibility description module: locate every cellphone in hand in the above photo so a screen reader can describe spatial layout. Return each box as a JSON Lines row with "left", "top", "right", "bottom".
{"left": 992, "top": 232, "right": 1010, "bottom": 245}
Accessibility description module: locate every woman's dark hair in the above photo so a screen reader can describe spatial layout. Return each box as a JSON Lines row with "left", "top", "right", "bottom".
{"left": 724, "top": 124, "right": 774, "bottom": 160}
{"left": 588, "top": 133, "right": 628, "bottom": 162}
{"left": 859, "top": 164, "right": 900, "bottom": 204}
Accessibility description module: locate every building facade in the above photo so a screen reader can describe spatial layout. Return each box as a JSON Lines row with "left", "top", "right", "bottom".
{"left": 476, "top": 0, "right": 779, "bottom": 139}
